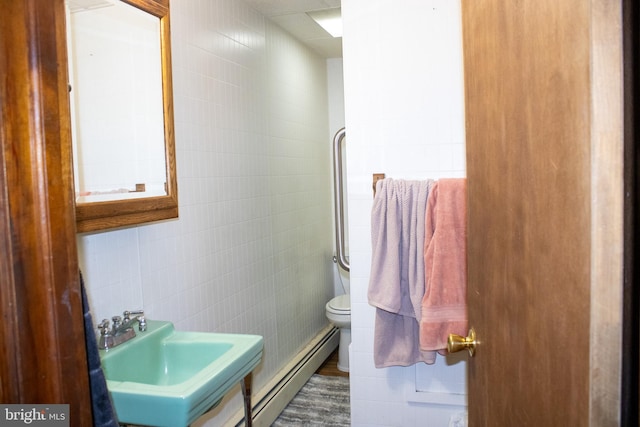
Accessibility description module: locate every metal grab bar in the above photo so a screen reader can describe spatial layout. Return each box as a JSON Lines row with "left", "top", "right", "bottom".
{"left": 332, "top": 127, "right": 349, "bottom": 272}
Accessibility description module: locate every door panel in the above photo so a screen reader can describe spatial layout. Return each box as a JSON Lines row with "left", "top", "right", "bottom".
{"left": 462, "top": 0, "right": 623, "bottom": 424}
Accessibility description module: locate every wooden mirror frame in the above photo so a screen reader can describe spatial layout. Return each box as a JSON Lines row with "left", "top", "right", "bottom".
{"left": 74, "top": 0, "right": 178, "bottom": 233}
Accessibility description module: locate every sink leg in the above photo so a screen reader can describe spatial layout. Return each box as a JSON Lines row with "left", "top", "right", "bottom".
{"left": 241, "top": 374, "right": 253, "bottom": 427}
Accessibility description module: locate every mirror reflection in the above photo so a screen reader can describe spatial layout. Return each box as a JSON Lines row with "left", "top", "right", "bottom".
{"left": 67, "top": 0, "right": 168, "bottom": 203}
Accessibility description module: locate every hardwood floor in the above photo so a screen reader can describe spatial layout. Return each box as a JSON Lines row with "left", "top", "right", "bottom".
{"left": 316, "top": 349, "right": 349, "bottom": 377}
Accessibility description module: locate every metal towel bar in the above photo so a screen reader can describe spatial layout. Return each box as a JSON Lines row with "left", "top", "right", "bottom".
{"left": 332, "top": 128, "right": 349, "bottom": 272}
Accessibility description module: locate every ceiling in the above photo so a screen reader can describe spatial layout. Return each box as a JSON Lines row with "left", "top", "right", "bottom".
{"left": 242, "top": 0, "right": 343, "bottom": 58}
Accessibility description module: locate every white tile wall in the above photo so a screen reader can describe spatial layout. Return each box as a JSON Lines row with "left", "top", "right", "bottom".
{"left": 342, "top": 0, "right": 468, "bottom": 425}
{"left": 78, "top": 0, "right": 334, "bottom": 425}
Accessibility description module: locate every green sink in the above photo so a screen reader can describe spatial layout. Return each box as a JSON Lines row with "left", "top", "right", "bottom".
{"left": 100, "top": 320, "right": 263, "bottom": 427}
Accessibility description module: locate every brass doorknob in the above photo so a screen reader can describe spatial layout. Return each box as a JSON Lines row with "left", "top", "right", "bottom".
{"left": 447, "top": 328, "right": 477, "bottom": 357}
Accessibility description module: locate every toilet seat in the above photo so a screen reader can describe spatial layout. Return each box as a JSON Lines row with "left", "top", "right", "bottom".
{"left": 326, "top": 294, "right": 350, "bottom": 314}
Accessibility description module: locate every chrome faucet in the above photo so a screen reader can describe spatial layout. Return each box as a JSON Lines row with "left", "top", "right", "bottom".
{"left": 97, "top": 310, "right": 147, "bottom": 350}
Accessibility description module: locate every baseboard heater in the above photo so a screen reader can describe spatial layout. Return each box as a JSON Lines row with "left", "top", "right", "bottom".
{"left": 231, "top": 325, "right": 340, "bottom": 427}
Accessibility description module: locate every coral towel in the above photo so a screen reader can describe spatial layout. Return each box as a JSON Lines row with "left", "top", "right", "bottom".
{"left": 419, "top": 178, "right": 468, "bottom": 353}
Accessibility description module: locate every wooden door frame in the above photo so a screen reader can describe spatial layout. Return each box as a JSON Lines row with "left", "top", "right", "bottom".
{"left": 622, "top": 0, "right": 639, "bottom": 424}
{"left": 0, "top": 0, "right": 93, "bottom": 424}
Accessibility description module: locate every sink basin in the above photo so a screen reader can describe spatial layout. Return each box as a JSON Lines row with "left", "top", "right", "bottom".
{"left": 100, "top": 320, "right": 263, "bottom": 427}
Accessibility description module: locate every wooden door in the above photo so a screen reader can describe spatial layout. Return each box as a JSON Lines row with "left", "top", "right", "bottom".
{"left": 462, "top": 0, "right": 623, "bottom": 425}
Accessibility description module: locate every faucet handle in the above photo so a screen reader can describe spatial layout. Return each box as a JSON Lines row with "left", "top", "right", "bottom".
{"left": 138, "top": 316, "right": 147, "bottom": 332}
{"left": 97, "top": 319, "right": 110, "bottom": 335}
{"left": 123, "top": 310, "right": 144, "bottom": 322}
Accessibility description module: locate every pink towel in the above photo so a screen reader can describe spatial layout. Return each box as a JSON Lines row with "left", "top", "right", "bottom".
{"left": 368, "top": 178, "right": 437, "bottom": 367}
{"left": 419, "top": 178, "right": 467, "bottom": 353}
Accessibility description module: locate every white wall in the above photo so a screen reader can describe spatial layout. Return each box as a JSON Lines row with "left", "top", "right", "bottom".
{"left": 77, "top": 1, "right": 334, "bottom": 425}
{"left": 342, "top": 0, "right": 468, "bottom": 425}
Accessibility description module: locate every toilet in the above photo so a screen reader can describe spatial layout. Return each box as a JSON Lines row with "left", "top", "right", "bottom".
{"left": 325, "top": 293, "right": 351, "bottom": 372}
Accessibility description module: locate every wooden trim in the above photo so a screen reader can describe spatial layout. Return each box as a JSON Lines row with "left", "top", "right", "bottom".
{"left": 122, "top": 0, "right": 169, "bottom": 18}
{"left": 0, "top": 70, "right": 22, "bottom": 405}
{"left": 622, "top": 0, "right": 640, "bottom": 423}
{"left": 0, "top": 0, "right": 92, "bottom": 424}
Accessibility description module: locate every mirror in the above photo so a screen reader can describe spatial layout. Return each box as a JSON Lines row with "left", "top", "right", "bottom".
{"left": 66, "top": 0, "right": 177, "bottom": 233}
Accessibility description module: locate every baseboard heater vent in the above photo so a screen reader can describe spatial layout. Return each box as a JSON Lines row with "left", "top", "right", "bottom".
{"left": 232, "top": 325, "right": 340, "bottom": 427}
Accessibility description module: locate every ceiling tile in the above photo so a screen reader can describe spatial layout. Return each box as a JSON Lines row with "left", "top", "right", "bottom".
{"left": 244, "top": 0, "right": 340, "bottom": 17}
{"left": 270, "top": 13, "right": 330, "bottom": 40}
{"left": 242, "top": 0, "right": 343, "bottom": 58}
